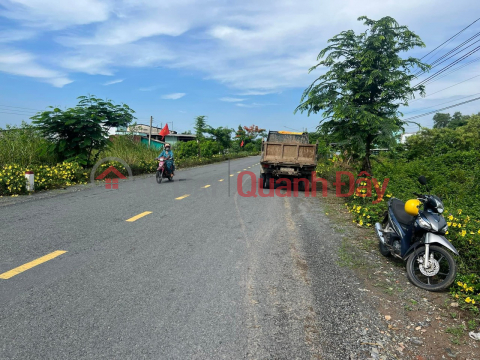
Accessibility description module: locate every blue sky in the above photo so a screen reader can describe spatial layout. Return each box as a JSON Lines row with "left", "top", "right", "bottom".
{"left": 0, "top": 0, "right": 479, "bottom": 134}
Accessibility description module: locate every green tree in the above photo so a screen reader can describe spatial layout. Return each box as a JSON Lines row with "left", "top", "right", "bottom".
{"left": 31, "top": 95, "right": 135, "bottom": 166}
{"left": 175, "top": 140, "right": 199, "bottom": 159}
{"left": 295, "top": 16, "right": 429, "bottom": 173}
{"left": 433, "top": 113, "right": 451, "bottom": 129}
{"left": 199, "top": 140, "right": 222, "bottom": 158}
{"left": 194, "top": 116, "right": 207, "bottom": 141}
{"left": 448, "top": 111, "right": 469, "bottom": 129}
{"left": 205, "top": 126, "right": 234, "bottom": 149}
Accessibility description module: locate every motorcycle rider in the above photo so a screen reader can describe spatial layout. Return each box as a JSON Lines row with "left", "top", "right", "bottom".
{"left": 158, "top": 143, "right": 175, "bottom": 175}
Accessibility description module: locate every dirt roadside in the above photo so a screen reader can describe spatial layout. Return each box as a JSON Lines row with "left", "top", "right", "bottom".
{"left": 319, "top": 187, "right": 480, "bottom": 360}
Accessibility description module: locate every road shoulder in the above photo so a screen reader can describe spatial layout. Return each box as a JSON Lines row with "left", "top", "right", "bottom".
{"left": 319, "top": 188, "right": 480, "bottom": 360}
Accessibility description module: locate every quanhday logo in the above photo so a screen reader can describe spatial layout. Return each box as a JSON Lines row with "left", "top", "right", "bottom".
{"left": 237, "top": 171, "right": 389, "bottom": 204}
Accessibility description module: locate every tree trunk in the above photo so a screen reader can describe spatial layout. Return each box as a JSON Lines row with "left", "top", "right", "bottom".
{"left": 362, "top": 136, "right": 373, "bottom": 175}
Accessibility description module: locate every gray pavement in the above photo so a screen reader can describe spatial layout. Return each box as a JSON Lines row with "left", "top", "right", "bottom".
{"left": 0, "top": 156, "right": 387, "bottom": 359}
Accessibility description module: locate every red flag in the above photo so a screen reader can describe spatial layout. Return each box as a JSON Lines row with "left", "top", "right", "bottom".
{"left": 159, "top": 124, "right": 170, "bottom": 139}
{"left": 240, "top": 140, "right": 244, "bottom": 147}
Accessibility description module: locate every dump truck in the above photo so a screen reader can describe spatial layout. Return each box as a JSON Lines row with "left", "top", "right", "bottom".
{"left": 259, "top": 131, "right": 318, "bottom": 190}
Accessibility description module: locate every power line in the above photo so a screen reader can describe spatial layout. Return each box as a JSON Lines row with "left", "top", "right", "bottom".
{"left": 403, "top": 92, "right": 480, "bottom": 115}
{"left": 0, "top": 110, "right": 37, "bottom": 117}
{"left": 0, "top": 104, "right": 44, "bottom": 112}
{"left": 402, "top": 96, "right": 480, "bottom": 121}
{"left": 425, "top": 56, "right": 480, "bottom": 84}
{"left": 420, "top": 17, "right": 480, "bottom": 62}
{"left": 415, "top": 35, "right": 480, "bottom": 77}
{"left": 410, "top": 74, "right": 480, "bottom": 102}
{"left": 415, "top": 31, "right": 480, "bottom": 76}
{"left": 414, "top": 45, "right": 480, "bottom": 87}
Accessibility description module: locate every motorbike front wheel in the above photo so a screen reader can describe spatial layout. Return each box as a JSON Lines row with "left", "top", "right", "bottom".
{"left": 156, "top": 170, "right": 163, "bottom": 184}
{"left": 379, "top": 217, "right": 391, "bottom": 257}
{"left": 406, "top": 245, "right": 456, "bottom": 291}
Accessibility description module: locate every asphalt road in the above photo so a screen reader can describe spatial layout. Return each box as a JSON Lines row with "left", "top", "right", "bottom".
{"left": 0, "top": 156, "right": 386, "bottom": 359}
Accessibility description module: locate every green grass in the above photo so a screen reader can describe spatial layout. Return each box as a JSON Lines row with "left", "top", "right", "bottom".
{"left": 0, "top": 122, "right": 57, "bottom": 167}
{"left": 446, "top": 325, "right": 465, "bottom": 344}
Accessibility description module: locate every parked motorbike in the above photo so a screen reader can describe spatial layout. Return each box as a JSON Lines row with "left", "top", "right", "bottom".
{"left": 375, "top": 175, "right": 458, "bottom": 291}
{"left": 155, "top": 156, "right": 173, "bottom": 183}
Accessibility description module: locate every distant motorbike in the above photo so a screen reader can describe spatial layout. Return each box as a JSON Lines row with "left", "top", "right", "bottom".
{"left": 375, "top": 175, "right": 458, "bottom": 291}
{"left": 155, "top": 156, "right": 173, "bottom": 183}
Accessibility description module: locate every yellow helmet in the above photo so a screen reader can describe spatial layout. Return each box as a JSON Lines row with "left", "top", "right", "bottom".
{"left": 405, "top": 199, "right": 421, "bottom": 216}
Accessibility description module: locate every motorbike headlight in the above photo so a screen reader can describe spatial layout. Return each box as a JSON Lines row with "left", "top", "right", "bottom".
{"left": 436, "top": 200, "right": 444, "bottom": 214}
{"left": 417, "top": 216, "right": 432, "bottom": 230}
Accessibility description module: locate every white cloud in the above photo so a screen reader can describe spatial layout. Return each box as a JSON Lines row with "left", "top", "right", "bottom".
{"left": 139, "top": 85, "right": 159, "bottom": 91}
{"left": 0, "top": 48, "right": 72, "bottom": 87}
{"left": 236, "top": 102, "right": 276, "bottom": 108}
{"left": 161, "top": 93, "right": 186, "bottom": 100}
{"left": 0, "top": 29, "right": 36, "bottom": 42}
{"left": 103, "top": 78, "right": 124, "bottom": 85}
{"left": 0, "top": 0, "right": 111, "bottom": 30}
{"left": 1, "top": 0, "right": 479, "bottom": 97}
{"left": 219, "top": 97, "right": 245, "bottom": 102}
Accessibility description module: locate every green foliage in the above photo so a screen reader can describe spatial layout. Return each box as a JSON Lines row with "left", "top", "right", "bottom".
{"left": 175, "top": 140, "right": 199, "bottom": 159}
{"left": 432, "top": 111, "right": 476, "bottom": 130}
{"left": 295, "top": 16, "right": 429, "bottom": 172}
{"left": 0, "top": 162, "right": 87, "bottom": 196}
{"left": 31, "top": 95, "right": 135, "bottom": 166}
{"left": 404, "top": 115, "right": 480, "bottom": 159}
{"left": 194, "top": 115, "right": 207, "bottom": 141}
{"left": 433, "top": 113, "right": 451, "bottom": 129}
{"left": 199, "top": 140, "right": 223, "bottom": 158}
{"left": 0, "top": 122, "right": 57, "bottom": 167}
{"left": 244, "top": 143, "right": 255, "bottom": 152}
{"left": 204, "top": 126, "right": 233, "bottom": 149}
{"left": 102, "top": 135, "right": 158, "bottom": 165}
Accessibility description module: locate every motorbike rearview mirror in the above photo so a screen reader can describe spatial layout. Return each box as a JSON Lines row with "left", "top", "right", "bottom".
{"left": 418, "top": 176, "right": 427, "bottom": 185}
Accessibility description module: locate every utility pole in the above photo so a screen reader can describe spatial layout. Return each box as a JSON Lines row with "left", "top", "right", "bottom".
{"left": 149, "top": 116, "right": 153, "bottom": 148}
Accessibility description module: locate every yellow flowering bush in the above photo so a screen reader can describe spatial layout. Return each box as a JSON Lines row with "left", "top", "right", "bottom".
{"left": 0, "top": 162, "right": 86, "bottom": 196}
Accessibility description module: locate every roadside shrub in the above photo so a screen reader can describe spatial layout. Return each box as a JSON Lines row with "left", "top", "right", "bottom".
{"left": 175, "top": 140, "right": 199, "bottom": 159}
{"left": 0, "top": 162, "right": 87, "bottom": 196}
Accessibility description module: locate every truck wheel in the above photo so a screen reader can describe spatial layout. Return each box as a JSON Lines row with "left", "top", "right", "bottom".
{"left": 264, "top": 174, "right": 271, "bottom": 189}
{"left": 298, "top": 179, "right": 305, "bottom": 192}
{"left": 260, "top": 173, "right": 266, "bottom": 189}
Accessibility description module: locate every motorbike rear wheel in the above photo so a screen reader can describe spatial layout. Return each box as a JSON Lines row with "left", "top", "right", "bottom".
{"left": 156, "top": 170, "right": 163, "bottom": 184}
{"left": 406, "top": 245, "right": 456, "bottom": 291}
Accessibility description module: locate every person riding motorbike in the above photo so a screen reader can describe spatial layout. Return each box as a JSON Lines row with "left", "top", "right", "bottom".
{"left": 158, "top": 143, "right": 175, "bottom": 175}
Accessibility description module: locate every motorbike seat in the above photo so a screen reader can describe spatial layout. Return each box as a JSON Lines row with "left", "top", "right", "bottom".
{"left": 390, "top": 198, "right": 414, "bottom": 227}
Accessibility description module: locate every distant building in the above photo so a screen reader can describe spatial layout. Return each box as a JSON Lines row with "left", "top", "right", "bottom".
{"left": 400, "top": 132, "right": 418, "bottom": 144}
{"left": 114, "top": 124, "right": 196, "bottom": 149}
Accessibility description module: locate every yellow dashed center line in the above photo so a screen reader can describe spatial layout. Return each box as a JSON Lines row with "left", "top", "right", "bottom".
{"left": 175, "top": 194, "right": 190, "bottom": 200}
{"left": 0, "top": 250, "right": 67, "bottom": 280}
{"left": 237, "top": 171, "right": 241, "bottom": 173}
{"left": 219, "top": 179, "right": 224, "bottom": 182}
{"left": 243, "top": 169, "right": 247, "bottom": 170}
{"left": 126, "top": 211, "right": 152, "bottom": 222}
{"left": 202, "top": 185, "right": 211, "bottom": 188}
{"left": 230, "top": 174, "right": 234, "bottom": 177}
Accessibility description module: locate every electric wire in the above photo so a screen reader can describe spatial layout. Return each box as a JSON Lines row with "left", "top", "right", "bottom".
{"left": 420, "top": 17, "right": 480, "bottom": 62}
{"left": 403, "top": 92, "right": 480, "bottom": 115}
{"left": 402, "top": 96, "right": 480, "bottom": 121}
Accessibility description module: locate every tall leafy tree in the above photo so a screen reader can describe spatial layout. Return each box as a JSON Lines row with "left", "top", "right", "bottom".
{"left": 433, "top": 113, "right": 451, "bottom": 129}
{"left": 448, "top": 111, "right": 469, "bottom": 129}
{"left": 194, "top": 115, "right": 207, "bottom": 141}
{"left": 31, "top": 95, "right": 135, "bottom": 166}
{"left": 205, "top": 126, "right": 234, "bottom": 149}
{"left": 295, "top": 16, "right": 429, "bottom": 173}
